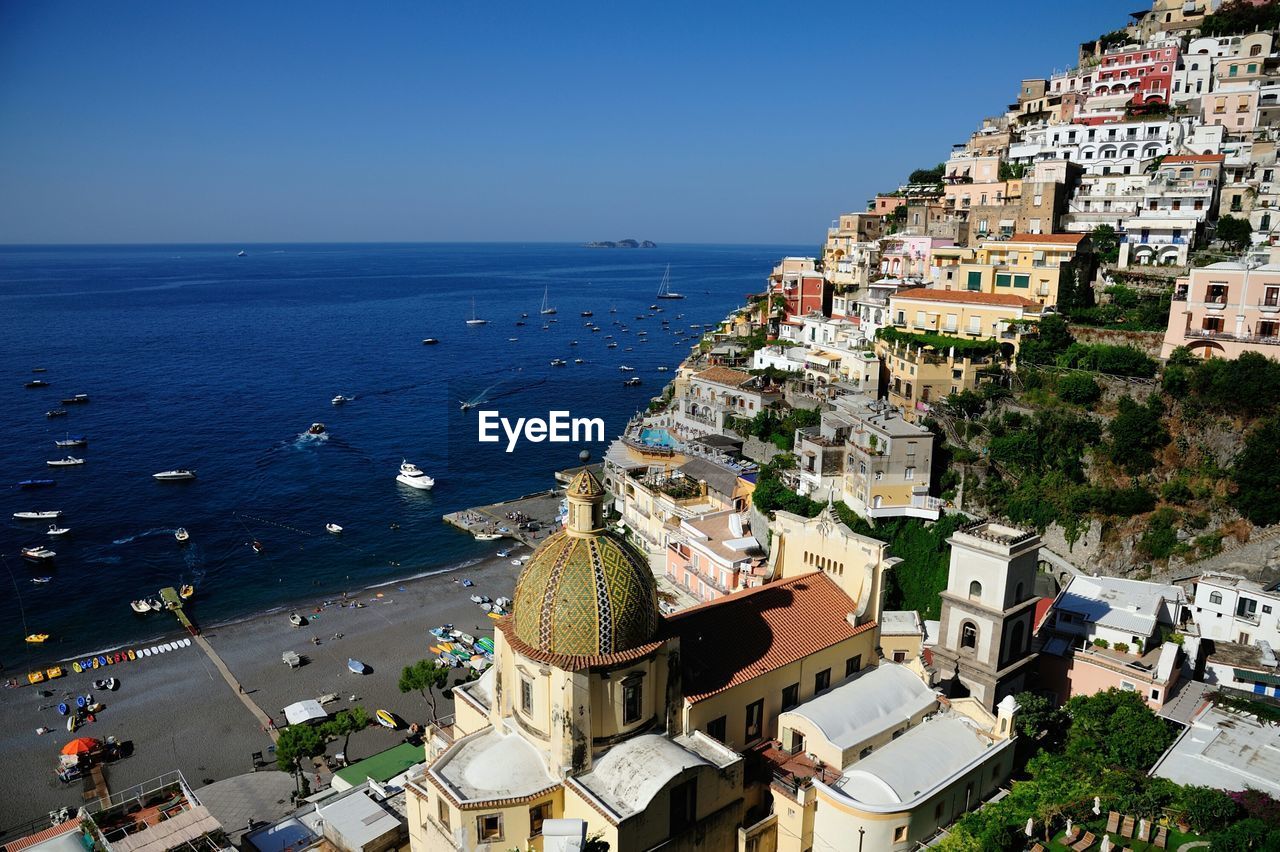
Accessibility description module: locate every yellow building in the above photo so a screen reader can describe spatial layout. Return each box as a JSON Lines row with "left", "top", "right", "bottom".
{"left": 887, "top": 287, "right": 1042, "bottom": 354}
{"left": 933, "top": 233, "right": 1088, "bottom": 307}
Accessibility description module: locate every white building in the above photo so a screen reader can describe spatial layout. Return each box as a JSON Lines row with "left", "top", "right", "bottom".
{"left": 1046, "top": 574, "right": 1187, "bottom": 652}
{"left": 1152, "top": 704, "right": 1280, "bottom": 798}
{"left": 1191, "top": 572, "right": 1280, "bottom": 648}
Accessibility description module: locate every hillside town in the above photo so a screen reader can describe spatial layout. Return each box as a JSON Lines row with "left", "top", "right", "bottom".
{"left": 6, "top": 2, "right": 1280, "bottom": 852}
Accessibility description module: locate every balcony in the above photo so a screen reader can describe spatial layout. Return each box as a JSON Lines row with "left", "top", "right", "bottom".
{"left": 1186, "top": 328, "right": 1280, "bottom": 346}
{"left": 1122, "top": 235, "right": 1187, "bottom": 245}
{"left": 1259, "top": 300, "right": 1279, "bottom": 314}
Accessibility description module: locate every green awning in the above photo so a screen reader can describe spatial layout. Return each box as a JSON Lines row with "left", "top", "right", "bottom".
{"left": 1233, "top": 668, "right": 1280, "bottom": 686}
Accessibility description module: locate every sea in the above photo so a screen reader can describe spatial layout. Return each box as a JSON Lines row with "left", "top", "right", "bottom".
{"left": 0, "top": 242, "right": 807, "bottom": 669}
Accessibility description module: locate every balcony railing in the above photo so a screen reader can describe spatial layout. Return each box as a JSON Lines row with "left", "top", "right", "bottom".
{"left": 1122, "top": 236, "right": 1187, "bottom": 245}
{"left": 1186, "top": 328, "right": 1280, "bottom": 346}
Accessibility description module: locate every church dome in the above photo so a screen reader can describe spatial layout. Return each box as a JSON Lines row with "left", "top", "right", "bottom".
{"left": 511, "top": 471, "right": 659, "bottom": 660}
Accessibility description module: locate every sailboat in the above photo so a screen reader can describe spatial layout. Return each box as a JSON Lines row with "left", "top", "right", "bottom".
{"left": 656, "top": 264, "right": 684, "bottom": 300}
{"left": 465, "top": 298, "right": 488, "bottom": 326}
{"left": 539, "top": 285, "right": 557, "bottom": 315}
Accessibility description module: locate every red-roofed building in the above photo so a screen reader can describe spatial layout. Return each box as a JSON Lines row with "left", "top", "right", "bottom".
{"left": 1092, "top": 41, "right": 1179, "bottom": 107}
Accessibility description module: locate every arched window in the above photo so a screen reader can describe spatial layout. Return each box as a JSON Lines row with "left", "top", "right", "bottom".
{"left": 961, "top": 622, "right": 978, "bottom": 649}
{"left": 968, "top": 580, "right": 982, "bottom": 601}
{"left": 1209, "top": 591, "right": 1223, "bottom": 604}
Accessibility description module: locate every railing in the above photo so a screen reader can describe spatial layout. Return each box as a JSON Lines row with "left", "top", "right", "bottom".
{"left": 1186, "top": 328, "right": 1280, "bottom": 346}
{"left": 1122, "top": 236, "right": 1187, "bottom": 245}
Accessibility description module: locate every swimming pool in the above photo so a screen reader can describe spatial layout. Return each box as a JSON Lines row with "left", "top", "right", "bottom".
{"left": 639, "top": 427, "right": 677, "bottom": 448}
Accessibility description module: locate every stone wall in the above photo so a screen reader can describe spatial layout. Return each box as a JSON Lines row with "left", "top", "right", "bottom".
{"left": 1066, "top": 324, "right": 1166, "bottom": 358}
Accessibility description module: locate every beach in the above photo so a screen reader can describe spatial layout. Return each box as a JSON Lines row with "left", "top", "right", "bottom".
{"left": 0, "top": 554, "right": 522, "bottom": 831}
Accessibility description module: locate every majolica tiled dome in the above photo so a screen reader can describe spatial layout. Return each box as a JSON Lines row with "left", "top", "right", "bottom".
{"left": 512, "top": 471, "right": 659, "bottom": 659}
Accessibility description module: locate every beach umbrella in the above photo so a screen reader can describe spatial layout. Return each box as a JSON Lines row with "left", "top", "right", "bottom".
{"left": 1025, "top": 818, "right": 1034, "bottom": 837}
{"left": 61, "top": 737, "right": 100, "bottom": 756}
{"left": 1093, "top": 796, "right": 1101, "bottom": 815}
{"left": 1100, "top": 835, "right": 1112, "bottom": 852}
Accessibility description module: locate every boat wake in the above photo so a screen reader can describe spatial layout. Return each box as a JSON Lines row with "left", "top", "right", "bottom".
{"left": 294, "top": 431, "right": 329, "bottom": 446}
{"left": 112, "top": 527, "right": 180, "bottom": 546}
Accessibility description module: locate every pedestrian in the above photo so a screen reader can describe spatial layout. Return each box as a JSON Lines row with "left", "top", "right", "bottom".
{"left": 238, "top": 684, "right": 245, "bottom": 694}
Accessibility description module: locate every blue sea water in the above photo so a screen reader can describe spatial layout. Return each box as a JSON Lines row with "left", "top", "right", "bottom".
{"left": 0, "top": 242, "right": 804, "bottom": 668}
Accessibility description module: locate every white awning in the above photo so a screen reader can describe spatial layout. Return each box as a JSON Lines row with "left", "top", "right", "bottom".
{"left": 282, "top": 700, "right": 328, "bottom": 726}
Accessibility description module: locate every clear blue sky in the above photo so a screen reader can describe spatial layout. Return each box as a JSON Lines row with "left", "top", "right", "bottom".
{"left": 0, "top": 1, "right": 1128, "bottom": 245}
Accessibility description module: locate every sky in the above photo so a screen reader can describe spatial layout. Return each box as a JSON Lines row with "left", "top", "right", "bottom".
{"left": 0, "top": 1, "right": 1130, "bottom": 246}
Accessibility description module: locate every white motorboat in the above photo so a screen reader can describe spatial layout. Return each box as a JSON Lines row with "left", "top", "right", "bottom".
{"left": 331, "top": 395, "right": 349, "bottom": 405}
{"left": 396, "top": 460, "right": 435, "bottom": 490}
{"left": 175, "top": 528, "right": 190, "bottom": 543}
{"left": 153, "top": 469, "right": 196, "bottom": 481}
{"left": 22, "top": 546, "right": 56, "bottom": 561}
{"left": 46, "top": 457, "right": 84, "bottom": 467}
{"left": 624, "top": 377, "right": 642, "bottom": 386}
{"left": 308, "top": 423, "right": 326, "bottom": 435}
{"left": 148, "top": 598, "right": 163, "bottom": 612}
{"left": 473, "top": 532, "right": 501, "bottom": 542}
{"left": 54, "top": 435, "right": 87, "bottom": 448}
{"left": 619, "top": 365, "right": 635, "bottom": 372}
{"left": 657, "top": 366, "right": 669, "bottom": 372}
{"left": 14, "top": 511, "right": 61, "bottom": 520}
{"left": 465, "top": 298, "right": 488, "bottom": 326}
{"left": 539, "top": 285, "right": 557, "bottom": 315}
{"left": 326, "top": 523, "right": 343, "bottom": 534}
{"left": 47, "top": 525, "right": 69, "bottom": 537}
{"left": 130, "top": 600, "right": 151, "bottom": 614}
{"left": 550, "top": 358, "right": 566, "bottom": 367}
{"left": 290, "top": 612, "right": 305, "bottom": 627}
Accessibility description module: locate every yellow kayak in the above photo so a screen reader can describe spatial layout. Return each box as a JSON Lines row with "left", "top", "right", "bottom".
{"left": 45, "top": 666, "right": 63, "bottom": 679}
{"left": 179, "top": 584, "right": 195, "bottom": 599}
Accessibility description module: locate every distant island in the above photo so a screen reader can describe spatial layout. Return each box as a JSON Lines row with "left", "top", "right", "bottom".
{"left": 584, "top": 239, "right": 656, "bottom": 248}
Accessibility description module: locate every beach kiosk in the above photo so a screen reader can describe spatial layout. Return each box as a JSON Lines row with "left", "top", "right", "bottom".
{"left": 282, "top": 699, "right": 328, "bottom": 727}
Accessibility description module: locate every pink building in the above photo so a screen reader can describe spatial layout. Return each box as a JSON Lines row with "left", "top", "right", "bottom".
{"left": 878, "top": 235, "right": 955, "bottom": 280}
{"left": 766, "top": 258, "right": 829, "bottom": 323}
{"left": 1162, "top": 261, "right": 1280, "bottom": 360}
{"left": 665, "top": 510, "right": 767, "bottom": 603}
{"left": 1094, "top": 42, "right": 1179, "bottom": 106}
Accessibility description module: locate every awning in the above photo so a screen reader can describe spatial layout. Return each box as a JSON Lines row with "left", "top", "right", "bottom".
{"left": 1233, "top": 668, "right": 1280, "bottom": 686}
{"left": 282, "top": 699, "right": 329, "bottom": 726}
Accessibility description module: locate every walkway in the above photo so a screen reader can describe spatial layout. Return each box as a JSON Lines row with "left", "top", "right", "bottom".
{"left": 191, "top": 635, "right": 279, "bottom": 744}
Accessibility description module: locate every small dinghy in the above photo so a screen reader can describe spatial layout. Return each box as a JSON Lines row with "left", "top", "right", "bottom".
{"left": 67, "top": 715, "right": 78, "bottom": 733}
{"left": 422, "top": 338, "right": 439, "bottom": 345}
{"left": 147, "top": 599, "right": 162, "bottom": 612}
{"left": 375, "top": 709, "right": 397, "bottom": 729}
{"left": 47, "top": 525, "right": 69, "bottom": 536}
{"left": 19, "top": 479, "right": 56, "bottom": 489}
{"left": 46, "top": 457, "right": 84, "bottom": 467}
{"left": 289, "top": 612, "right": 305, "bottom": 627}
{"left": 174, "top": 528, "right": 189, "bottom": 543}
{"left": 31, "top": 576, "right": 52, "bottom": 584}
{"left": 179, "top": 584, "right": 194, "bottom": 599}
{"left": 347, "top": 658, "right": 367, "bottom": 675}
{"left": 130, "top": 600, "right": 151, "bottom": 613}
{"left": 251, "top": 540, "right": 263, "bottom": 554}
{"left": 326, "top": 523, "right": 343, "bottom": 534}
{"left": 26, "top": 633, "right": 49, "bottom": 643}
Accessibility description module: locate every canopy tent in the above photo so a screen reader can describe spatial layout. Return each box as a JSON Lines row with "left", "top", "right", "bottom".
{"left": 282, "top": 699, "right": 328, "bottom": 726}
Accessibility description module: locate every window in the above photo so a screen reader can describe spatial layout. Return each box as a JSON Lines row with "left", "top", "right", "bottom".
{"left": 893, "top": 650, "right": 907, "bottom": 663}
{"left": 529, "top": 803, "right": 551, "bottom": 836}
{"left": 961, "top": 622, "right": 978, "bottom": 649}
{"left": 995, "top": 272, "right": 1012, "bottom": 288}
{"left": 1120, "top": 681, "right": 1136, "bottom": 692}
{"left": 623, "top": 680, "right": 643, "bottom": 725}
{"left": 669, "top": 779, "right": 698, "bottom": 836}
{"left": 1209, "top": 591, "right": 1223, "bottom": 605}
{"left": 437, "top": 798, "right": 450, "bottom": 831}
{"left": 744, "top": 699, "right": 764, "bottom": 742}
{"left": 966, "top": 271, "right": 982, "bottom": 291}
{"left": 845, "top": 655, "right": 862, "bottom": 677}
{"left": 859, "top": 745, "right": 873, "bottom": 759}
{"left": 477, "top": 813, "right": 503, "bottom": 842}
{"left": 1014, "top": 274, "right": 1030, "bottom": 288}
{"left": 894, "top": 826, "right": 908, "bottom": 842}
{"left": 969, "top": 580, "right": 982, "bottom": 600}
{"left": 814, "top": 668, "right": 831, "bottom": 693}
{"left": 520, "top": 678, "right": 533, "bottom": 715}
{"left": 706, "top": 715, "right": 727, "bottom": 743}
{"left": 782, "top": 683, "right": 799, "bottom": 711}
{"left": 968, "top": 316, "right": 982, "bottom": 334}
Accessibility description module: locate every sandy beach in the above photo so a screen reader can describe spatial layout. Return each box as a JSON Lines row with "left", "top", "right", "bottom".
{"left": 0, "top": 552, "right": 524, "bottom": 833}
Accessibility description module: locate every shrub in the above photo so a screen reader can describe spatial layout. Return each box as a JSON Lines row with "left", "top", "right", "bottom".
{"left": 1138, "top": 508, "right": 1179, "bottom": 561}
{"left": 1177, "top": 786, "right": 1240, "bottom": 833}
{"left": 1231, "top": 416, "right": 1280, "bottom": 526}
{"left": 1108, "top": 394, "right": 1168, "bottom": 474}
{"left": 1159, "top": 479, "right": 1194, "bottom": 504}
{"left": 1057, "top": 372, "right": 1101, "bottom": 405}
{"left": 1113, "top": 642, "right": 1130, "bottom": 654}
{"left": 1092, "top": 638, "right": 1109, "bottom": 648}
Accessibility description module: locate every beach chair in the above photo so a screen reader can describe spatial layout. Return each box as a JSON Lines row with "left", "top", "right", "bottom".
{"left": 1138, "top": 822, "right": 1151, "bottom": 843}
{"left": 1106, "top": 812, "right": 1121, "bottom": 834}
{"left": 1154, "top": 826, "right": 1168, "bottom": 849}
{"left": 1120, "top": 816, "right": 1135, "bottom": 838}
{"left": 1071, "top": 831, "right": 1096, "bottom": 851}
{"left": 1030, "top": 845, "right": 1044, "bottom": 852}
{"left": 1065, "top": 826, "right": 1082, "bottom": 845}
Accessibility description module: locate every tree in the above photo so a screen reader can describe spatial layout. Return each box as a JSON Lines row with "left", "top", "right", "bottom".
{"left": 1013, "top": 691, "right": 1068, "bottom": 750}
{"left": 1088, "top": 223, "right": 1121, "bottom": 264}
{"left": 908, "top": 163, "right": 945, "bottom": 185}
{"left": 1057, "top": 373, "right": 1101, "bottom": 405}
{"left": 1064, "top": 689, "right": 1175, "bottom": 773}
{"left": 1231, "top": 416, "right": 1280, "bottom": 526}
{"left": 1107, "top": 394, "right": 1168, "bottom": 473}
{"left": 275, "top": 724, "right": 325, "bottom": 773}
{"left": 1216, "top": 215, "right": 1253, "bottom": 252}
{"left": 399, "top": 659, "right": 452, "bottom": 721}
{"left": 320, "top": 706, "right": 371, "bottom": 756}
{"left": 1176, "top": 786, "right": 1240, "bottom": 833}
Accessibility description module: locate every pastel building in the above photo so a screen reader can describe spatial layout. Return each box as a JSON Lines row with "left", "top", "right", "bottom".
{"left": 887, "top": 288, "right": 1042, "bottom": 354}
{"left": 664, "top": 510, "right": 767, "bottom": 603}
{"left": 879, "top": 235, "right": 956, "bottom": 280}
{"left": 765, "top": 257, "right": 829, "bottom": 321}
{"left": 673, "top": 366, "right": 785, "bottom": 439}
{"left": 1190, "top": 572, "right": 1280, "bottom": 648}
{"left": 938, "top": 233, "right": 1090, "bottom": 308}
{"left": 1119, "top": 154, "right": 1224, "bottom": 268}
{"left": 1091, "top": 40, "right": 1179, "bottom": 106}
{"left": 1161, "top": 261, "right": 1280, "bottom": 360}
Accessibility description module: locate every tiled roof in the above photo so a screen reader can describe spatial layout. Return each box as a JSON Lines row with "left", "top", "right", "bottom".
{"left": 893, "top": 287, "right": 1040, "bottom": 308}
{"left": 498, "top": 618, "right": 666, "bottom": 670}
{"left": 1163, "top": 154, "right": 1224, "bottom": 163}
{"left": 666, "top": 573, "right": 876, "bottom": 704}
{"left": 1006, "top": 232, "right": 1086, "bottom": 245}
{"left": 2, "top": 819, "right": 82, "bottom": 852}
{"left": 694, "top": 366, "right": 753, "bottom": 387}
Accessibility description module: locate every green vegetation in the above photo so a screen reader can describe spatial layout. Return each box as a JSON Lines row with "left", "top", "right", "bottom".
{"left": 876, "top": 325, "right": 1002, "bottom": 358}
{"left": 275, "top": 723, "right": 325, "bottom": 772}
{"left": 1231, "top": 416, "right": 1280, "bottom": 526}
{"left": 998, "top": 161, "right": 1027, "bottom": 181}
{"left": 1090, "top": 224, "right": 1120, "bottom": 265}
{"left": 1163, "top": 349, "right": 1280, "bottom": 419}
{"left": 1097, "top": 29, "right": 1131, "bottom": 50}
{"left": 1216, "top": 214, "right": 1254, "bottom": 251}
{"left": 1018, "top": 314, "right": 1158, "bottom": 377}
{"left": 908, "top": 163, "right": 945, "bottom": 185}
{"left": 1107, "top": 395, "right": 1167, "bottom": 474}
{"left": 1200, "top": 0, "right": 1280, "bottom": 36}
{"left": 732, "top": 407, "right": 820, "bottom": 451}
{"left": 1069, "top": 284, "right": 1171, "bottom": 331}
{"left": 399, "top": 659, "right": 451, "bottom": 721}
{"left": 1056, "top": 373, "right": 1101, "bottom": 405}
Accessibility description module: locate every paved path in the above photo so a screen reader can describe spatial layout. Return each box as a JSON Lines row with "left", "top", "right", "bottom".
{"left": 192, "top": 635, "right": 279, "bottom": 744}
{"left": 1176, "top": 842, "right": 1210, "bottom": 851}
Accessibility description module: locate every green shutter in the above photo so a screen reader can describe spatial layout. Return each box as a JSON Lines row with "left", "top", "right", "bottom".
{"left": 967, "top": 271, "right": 982, "bottom": 291}
{"left": 995, "top": 273, "right": 1011, "bottom": 288}
{"left": 1014, "top": 274, "right": 1030, "bottom": 289}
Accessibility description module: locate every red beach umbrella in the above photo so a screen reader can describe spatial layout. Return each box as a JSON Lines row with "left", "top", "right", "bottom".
{"left": 61, "top": 737, "right": 100, "bottom": 756}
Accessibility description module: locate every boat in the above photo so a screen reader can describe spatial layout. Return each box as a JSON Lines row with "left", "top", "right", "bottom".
{"left": 539, "top": 285, "right": 557, "bottom": 315}
{"left": 25, "top": 379, "right": 49, "bottom": 388}
{"left": 624, "top": 377, "right": 642, "bottom": 387}
{"left": 93, "top": 678, "right": 117, "bottom": 691}
{"left": 147, "top": 598, "right": 162, "bottom": 611}
{"left": 251, "top": 539, "right": 263, "bottom": 554}
{"left": 581, "top": 310, "right": 593, "bottom": 317}
{"left": 237, "top": 250, "right": 247, "bottom": 257}
{"left": 331, "top": 395, "right": 346, "bottom": 405}
{"left": 550, "top": 358, "right": 566, "bottom": 367}
{"left": 619, "top": 365, "right": 635, "bottom": 372}
{"left": 474, "top": 532, "right": 501, "bottom": 542}
{"left": 347, "top": 658, "right": 367, "bottom": 675}
{"left": 396, "top": 460, "right": 435, "bottom": 490}
{"left": 307, "top": 423, "right": 326, "bottom": 435}
{"left": 574, "top": 358, "right": 584, "bottom": 364}
{"left": 323, "top": 522, "right": 344, "bottom": 535}
{"left": 25, "top": 633, "right": 49, "bottom": 643}
{"left": 31, "top": 576, "right": 52, "bottom": 584}
{"left": 289, "top": 612, "right": 305, "bottom": 627}
{"left": 465, "top": 298, "right": 488, "bottom": 326}
{"left": 657, "top": 366, "right": 669, "bottom": 372}
{"left": 607, "top": 342, "right": 618, "bottom": 349}
{"left": 153, "top": 469, "right": 196, "bottom": 481}
{"left": 22, "top": 546, "right": 55, "bottom": 561}
{"left": 46, "top": 410, "right": 67, "bottom": 418}
{"left": 61, "top": 394, "right": 89, "bottom": 405}
{"left": 179, "top": 584, "right": 194, "bottom": 599}
{"left": 130, "top": 600, "right": 151, "bottom": 613}
{"left": 515, "top": 320, "right": 525, "bottom": 327}
{"left": 375, "top": 709, "right": 397, "bottom": 729}
{"left": 67, "top": 716, "right": 77, "bottom": 733}
{"left": 46, "top": 457, "right": 84, "bottom": 467}
{"left": 459, "top": 401, "right": 476, "bottom": 411}
{"left": 19, "top": 479, "right": 56, "bottom": 488}
{"left": 47, "top": 525, "right": 69, "bottom": 536}
{"left": 175, "top": 527, "right": 189, "bottom": 543}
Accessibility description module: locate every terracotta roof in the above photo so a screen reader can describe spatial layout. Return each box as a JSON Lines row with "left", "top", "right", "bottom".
{"left": 665, "top": 573, "right": 877, "bottom": 704}
{"left": 1162, "top": 154, "right": 1224, "bottom": 164}
{"left": 893, "top": 287, "right": 1041, "bottom": 308}
{"left": 693, "top": 366, "right": 753, "bottom": 387}
{"left": 1006, "top": 232, "right": 1085, "bottom": 245}
{"left": 2, "top": 819, "right": 82, "bottom": 852}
